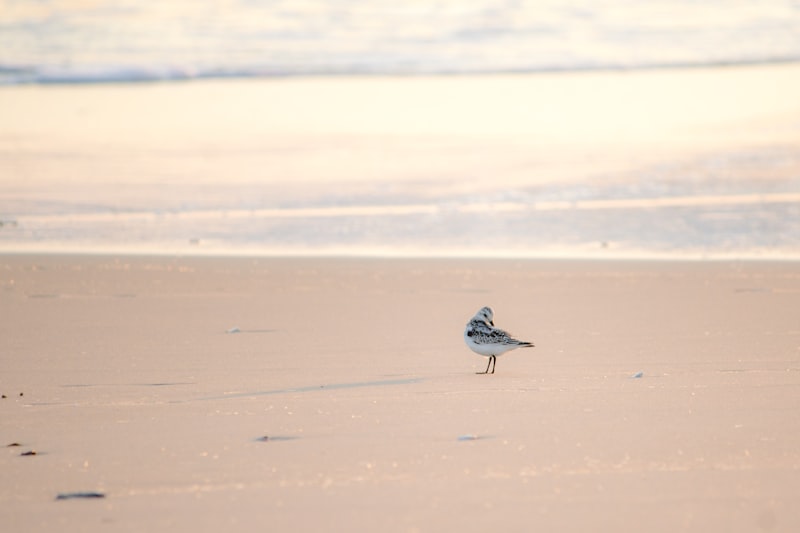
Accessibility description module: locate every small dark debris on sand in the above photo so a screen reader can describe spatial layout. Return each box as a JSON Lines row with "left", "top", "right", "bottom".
{"left": 7, "top": 442, "right": 21, "bottom": 447}
{"left": 56, "top": 492, "right": 106, "bottom": 500}
{"left": 256, "top": 435, "right": 296, "bottom": 442}
{"left": 20, "top": 450, "right": 37, "bottom": 456}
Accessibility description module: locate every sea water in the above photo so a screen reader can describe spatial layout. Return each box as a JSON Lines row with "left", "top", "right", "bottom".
{"left": 2, "top": 0, "right": 800, "bottom": 84}
{"left": 1, "top": 1, "right": 799, "bottom": 258}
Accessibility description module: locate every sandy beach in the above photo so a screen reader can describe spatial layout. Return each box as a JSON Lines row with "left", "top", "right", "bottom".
{"left": 3, "top": 4, "right": 800, "bottom": 530}
{"left": 2, "top": 255, "right": 799, "bottom": 531}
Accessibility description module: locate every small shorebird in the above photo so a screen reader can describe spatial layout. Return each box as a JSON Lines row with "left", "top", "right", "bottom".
{"left": 464, "top": 306, "right": 534, "bottom": 374}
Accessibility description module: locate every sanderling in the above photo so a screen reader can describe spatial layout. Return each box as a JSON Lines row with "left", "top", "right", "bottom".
{"left": 464, "top": 306, "right": 534, "bottom": 374}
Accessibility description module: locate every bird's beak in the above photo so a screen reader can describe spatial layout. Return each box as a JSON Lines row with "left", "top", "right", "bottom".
{"left": 490, "top": 320, "right": 494, "bottom": 326}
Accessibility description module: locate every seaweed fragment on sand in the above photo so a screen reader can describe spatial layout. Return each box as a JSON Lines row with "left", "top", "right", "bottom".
{"left": 56, "top": 492, "right": 106, "bottom": 500}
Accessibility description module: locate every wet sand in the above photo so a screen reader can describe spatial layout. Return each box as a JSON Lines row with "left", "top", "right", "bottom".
{"left": 2, "top": 63, "right": 800, "bottom": 258}
{"left": 2, "top": 255, "right": 799, "bottom": 532}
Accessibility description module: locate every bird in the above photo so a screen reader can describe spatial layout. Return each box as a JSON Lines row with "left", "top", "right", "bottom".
{"left": 464, "top": 306, "right": 534, "bottom": 374}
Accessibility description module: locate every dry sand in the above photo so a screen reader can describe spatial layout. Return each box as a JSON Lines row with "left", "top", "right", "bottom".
{"left": 2, "top": 255, "right": 799, "bottom": 532}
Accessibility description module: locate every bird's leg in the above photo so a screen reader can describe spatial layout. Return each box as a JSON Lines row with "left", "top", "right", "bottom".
{"left": 477, "top": 357, "right": 492, "bottom": 374}
{"left": 490, "top": 355, "right": 496, "bottom": 374}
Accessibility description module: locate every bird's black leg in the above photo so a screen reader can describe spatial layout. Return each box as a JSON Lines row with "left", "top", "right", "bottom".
{"left": 490, "top": 355, "right": 496, "bottom": 374}
{"left": 477, "top": 357, "right": 492, "bottom": 374}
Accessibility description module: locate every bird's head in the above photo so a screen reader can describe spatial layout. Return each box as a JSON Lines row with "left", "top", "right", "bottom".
{"left": 475, "top": 306, "right": 494, "bottom": 326}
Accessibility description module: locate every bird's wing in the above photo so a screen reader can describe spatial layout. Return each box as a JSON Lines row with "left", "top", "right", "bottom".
{"left": 469, "top": 321, "right": 522, "bottom": 345}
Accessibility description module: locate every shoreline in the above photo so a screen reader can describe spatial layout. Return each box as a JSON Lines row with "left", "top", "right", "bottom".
{"left": 2, "top": 62, "right": 799, "bottom": 260}
{"left": 3, "top": 247, "right": 800, "bottom": 262}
